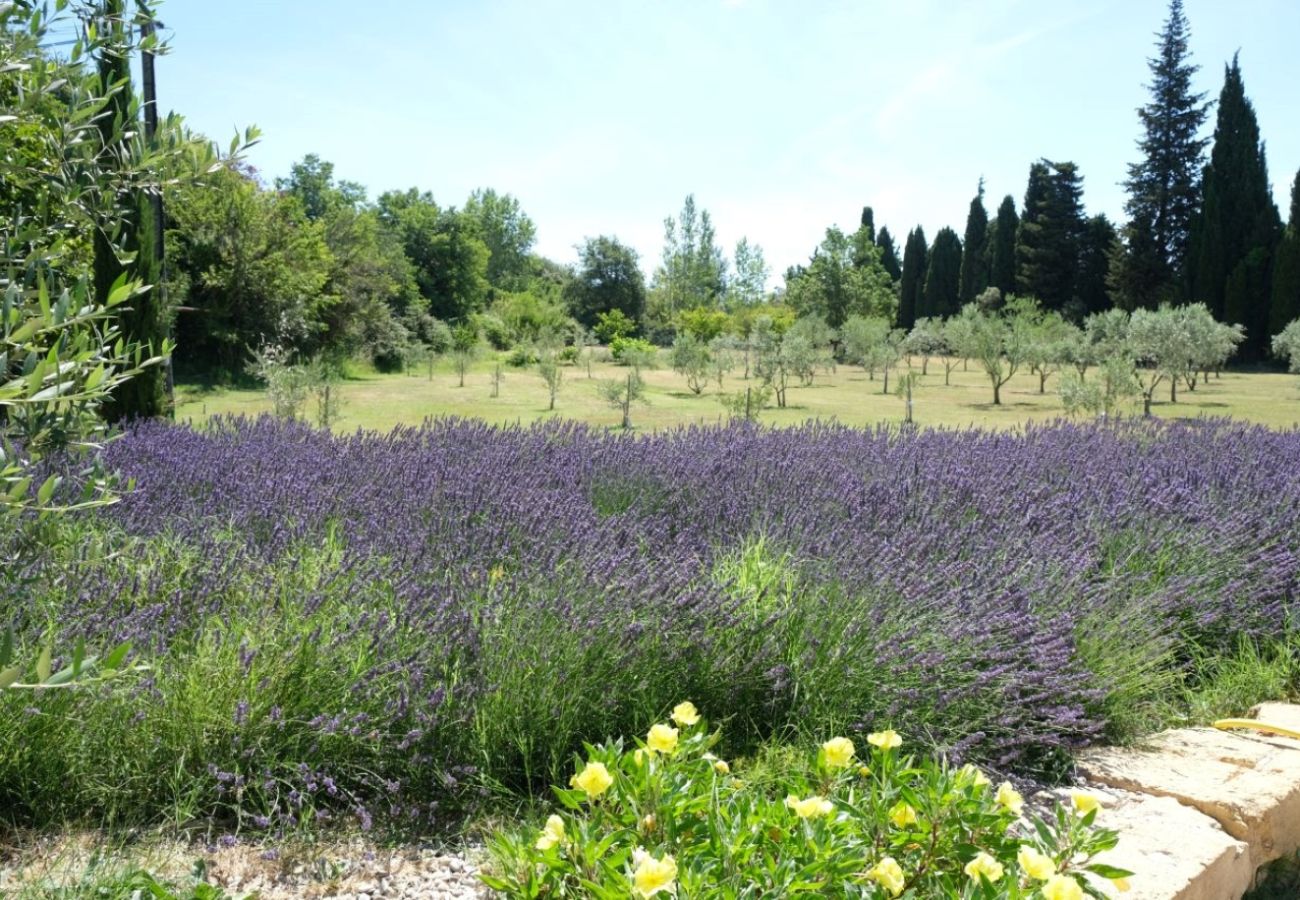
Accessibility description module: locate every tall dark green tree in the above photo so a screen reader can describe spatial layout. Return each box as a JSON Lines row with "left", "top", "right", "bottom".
{"left": 921, "top": 227, "right": 962, "bottom": 319}
{"left": 1017, "top": 160, "right": 1086, "bottom": 316}
{"left": 1077, "top": 215, "right": 1117, "bottom": 316}
{"left": 1271, "top": 170, "right": 1300, "bottom": 336}
{"left": 958, "top": 180, "right": 989, "bottom": 303}
{"left": 898, "top": 227, "right": 927, "bottom": 330}
{"left": 859, "top": 206, "right": 876, "bottom": 243}
{"left": 1187, "top": 55, "right": 1281, "bottom": 358}
{"left": 1123, "top": 0, "right": 1210, "bottom": 287}
{"left": 988, "top": 195, "right": 1019, "bottom": 297}
{"left": 876, "top": 226, "right": 902, "bottom": 281}
{"left": 1108, "top": 213, "right": 1168, "bottom": 310}
{"left": 96, "top": 0, "right": 167, "bottom": 420}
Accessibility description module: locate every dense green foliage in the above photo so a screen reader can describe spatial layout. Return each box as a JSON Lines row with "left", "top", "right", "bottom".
{"left": 1121, "top": 0, "right": 1209, "bottom": 298}
{"left": 1188, "top": 55, "right": 1282, "bottom": 359}
{"left": 898, "top": 227, "right": 927, "bottom": 330}
{"left": 958, "top": 182, "right": 990, "bottom": 303}
{"left": 1274, "top": 172, "right": 1300, "bottom": 335}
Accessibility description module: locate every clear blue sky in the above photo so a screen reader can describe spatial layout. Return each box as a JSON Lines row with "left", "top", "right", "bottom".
{"left": 157, "top": 0, "right": 1300, "bottom": 287}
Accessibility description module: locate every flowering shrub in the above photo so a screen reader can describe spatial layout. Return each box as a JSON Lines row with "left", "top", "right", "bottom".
{"left": 3, "top": 416, "right": 1299, "bottom": 831}
{"left": 483, "top": 708, "right": 1132, "bottom": 898}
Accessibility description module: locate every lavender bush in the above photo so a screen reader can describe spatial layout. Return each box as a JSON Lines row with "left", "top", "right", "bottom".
{"left": 1, "top": 416, "right": 1297, "bottom": 834}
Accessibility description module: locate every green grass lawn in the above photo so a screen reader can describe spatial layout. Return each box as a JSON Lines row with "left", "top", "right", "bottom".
{"left": 176, "top": 352, "right": 1300, "bottom": 432}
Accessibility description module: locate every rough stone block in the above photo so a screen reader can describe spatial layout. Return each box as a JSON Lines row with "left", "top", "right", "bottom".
{"left": 1056, "top": 787, "right": 1254, "bottom": 900}
{"left": 1078, "top": 727, "right": 1300, "bottom": 868}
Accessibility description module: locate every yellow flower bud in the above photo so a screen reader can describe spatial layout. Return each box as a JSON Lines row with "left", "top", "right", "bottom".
{"left": 785, "top": 794, "right": 834, "bottom": 818}
{"left": 1017, "top": 845, "right": 1056, "bottom": 880}
{"left": 821, "top": 736, "right": 855, "bottom": 768}
{"left": 867, "top": 729, "right": 902, "bottom": 750}
{"left": 646, "top": 723, "right": 679, "bottom": 754}
{"left": 866, "top": 856, "right": 905, "bottom": 897}
{"left": 534, "top": 814, "right": 565, "bottom": 851}
{"left": 1041, "top": 874, "right": 1084, "bottom": 900}
{"left": 995, "top": 781, "right": 1024, "bottom": 815}
{"left": 631, "top": 849, "right": 677, "bottom": 898}
{"left": 1071, "top": 790, "right": 1102, "bottom": 816}
{"left": 888, "top": 801, "right": 918, "bottom": 828}
{"left": 670, "top": 701, "right": 700, "bottom": 726}
{"left": 963, "top": 851, "right": 1004, "bottom": 883}
{"left": 569, "top": 761, "right": 613, "bottom": 799}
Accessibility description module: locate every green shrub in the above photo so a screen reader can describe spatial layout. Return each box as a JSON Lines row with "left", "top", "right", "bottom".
{"left": 508, "top": 346, "right": 538, "bottom": 367}
{"left": 558, "top": 346, "right": 581, "bottom": 365}
{"left": 610, "top": 336, "right": 657, "bottom": 363}
{"left": 594, "top": 309, "right": 638, "bottom": 344}
{"left": 477, "top": 313, "right": 514, "bottom": 351}
{"left": 482, "top": 708, "right": 1130, "bottom": 898}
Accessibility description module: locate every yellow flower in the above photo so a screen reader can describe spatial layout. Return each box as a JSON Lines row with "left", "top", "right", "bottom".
{"left": 995, "top": 781, "right": 1024, "bottom": 815}
{"left": 821, "top": 736, "right": 856, "bottom": 768}
{"left": 534, "top": 814, "right": 565, "bottom": 851}
{"left": 858, "top": 765, "right": 872, "bottom": 777}
{"left": 647, "top": 723, "right": 679, "bottom": 755}
{"left": 1041, "top": 874, "right": 1084, "bottom": 900}
{"left": 888, "top": 801, "right": 918, "bottom": 828}
{"left": 866, "top": 856, "right": 906, "bottom": 897}
{"left": 785, "top": 794, "right": 834, "bottom": 818}
{"left": 963, "top": 851, "right": 1005, "bottom": 883}
{"left": 1017, "top": 845, "right": 1056, "bottom": 880}
{"left": 1071, "top": 790, "right": 1102, "bottom": 816}
{"left": 641, "top": 813, "right": 656, "bottom": 832}
{"left": 703, "top": 752, "right": 729, "bottom": 774}
{"left": 958, "top": 763, "right": 990, "bottom": 787}
{"left": 670, "top": 701, "right": 700, "bottom": 726}
{"left": 631, "top": 849, "right": 678, "bottom": 898}
{"left": 1111, "top": 876, "right": 1132, "bottom": 893}
{"left": 633, "top": 748, "right": 647, "bottom": 766}
{"left": 867, "top": 729, "right": 902, "bottom": 750}
{"left": 570, "top": 761, "right": 613, "bottom": 799}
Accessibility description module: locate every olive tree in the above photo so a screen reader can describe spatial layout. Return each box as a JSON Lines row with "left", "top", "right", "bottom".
{"left": 964, "top": 300, "right": 1035, "bottom": 406}
{"left": 1128, "top": 305, "right": 1192, "bottom": 416}
{"left": 599, "top": 369, "right": 647, "bottom": 429}
{"left": 670, "top": 333, "right": 711, "bottom": 394}
{"left": 901, "top": 317, "right": 944, "bottom": 375}
{"left": 2, "top": 0, "right": 251, "bottom": 686}
{"left": 1059, "top": 355, "right": 1141, "bottom": 420}
{"left": 1274, "top": 319, "right": 1300, "bottom": 373}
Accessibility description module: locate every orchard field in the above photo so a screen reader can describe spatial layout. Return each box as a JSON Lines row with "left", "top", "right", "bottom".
{"left": 176, "top": 352, "right": 1300, "bottom": 433}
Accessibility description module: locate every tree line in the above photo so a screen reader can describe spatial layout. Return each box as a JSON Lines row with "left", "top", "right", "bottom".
{"left": 161, "top": 0, "right": 1297, "bottom": 389}
{"left": 6, "top": 0, "right": 1300, "bottom": 427}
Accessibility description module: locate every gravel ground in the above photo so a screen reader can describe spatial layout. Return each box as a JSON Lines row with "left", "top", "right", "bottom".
{"left": 0, "top": 832, "right": 495, "bottom": 899}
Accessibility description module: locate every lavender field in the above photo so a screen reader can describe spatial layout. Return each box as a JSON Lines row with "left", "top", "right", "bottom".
{"left": 3, "top": 416, "right": 1299, "bottom": 834}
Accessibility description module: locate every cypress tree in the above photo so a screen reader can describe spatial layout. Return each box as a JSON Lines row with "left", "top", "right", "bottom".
{"left": 1077, "top": 215, "right": 1117, "bottom": 316}
{"left": 1188, "top": 55, "right": 1281, "bottom": 357}
{"left": 860, "top": 206, "right": 876, "bottom": 243}
{"left": 95, "top": 0, "right": 167, "bottom": 421}
{"left": 1269, "top": 169, "right": 1300, "bottom": 336}
{"left": 898, "top": 227, "right": 927, "bottom": 329}
{"left": 988, "top": 195, "right": 1019, "bottom": 297}
{"left": 1123, "top": 0, "right": 1210, "bottom": 285}
{"left": 1108, "top": 213, "right": 1167, "bottom": 311}
{"left": 876, "top": 226, "right": 902, "bottom": 281}
{"left": 922, "top": 227, "right": 962, "bottom": 319}
{"left": 958, "top": 180, "right": 989, "bottom": 303}
{"left": 1017, "top": 160, "right": 1086, "bottom": 315}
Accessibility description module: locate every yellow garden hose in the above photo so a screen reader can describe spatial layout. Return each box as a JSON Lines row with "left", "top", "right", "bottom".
{"left": 1213, "top": 719, "right": 1300, "bottom": 741}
